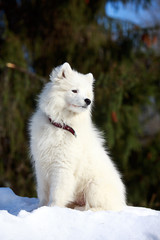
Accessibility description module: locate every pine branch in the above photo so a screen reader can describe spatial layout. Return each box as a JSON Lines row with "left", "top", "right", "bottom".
{"left": 5, "top": 63, "right": 46, "bottom": 83}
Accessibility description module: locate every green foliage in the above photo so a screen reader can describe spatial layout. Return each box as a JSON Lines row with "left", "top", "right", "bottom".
{"left": 0, "top": 64, "right": 45, "bottom": 196}
{"left": 0, "top": 30, "right": 45, "bottom": 195}
{"left": 0, "top": 66, "right": 44, "bottom": 195}
{"left": 0, "top": 0, "right": 160, "bottom": 209}
{"left": 93, "top": 55, "right": 160, "bottom": 208}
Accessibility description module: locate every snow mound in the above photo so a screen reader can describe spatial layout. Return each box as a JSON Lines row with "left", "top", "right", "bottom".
{"left": 0, "top": 187, "right": 160, "bottom": 240}
{"left": 0, "top": 188, "right": 38, "bottom": 215}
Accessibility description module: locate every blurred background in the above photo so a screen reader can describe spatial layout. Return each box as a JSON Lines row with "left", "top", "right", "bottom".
{"left": 0, "top": 0, "right": 160, "bottom": 209}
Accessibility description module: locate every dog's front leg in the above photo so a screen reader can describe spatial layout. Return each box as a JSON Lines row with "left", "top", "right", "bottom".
{"left": 48, "top": 169, "right": 75, "bottom": 207}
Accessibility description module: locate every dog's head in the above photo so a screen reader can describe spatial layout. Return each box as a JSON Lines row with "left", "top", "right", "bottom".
{"left": 39, "top": 63, "right": 94, "bottom": 117}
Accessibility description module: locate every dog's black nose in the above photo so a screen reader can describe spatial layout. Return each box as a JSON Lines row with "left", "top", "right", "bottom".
{"left": 84, "top": 98, "right": 91, "bottom": 106}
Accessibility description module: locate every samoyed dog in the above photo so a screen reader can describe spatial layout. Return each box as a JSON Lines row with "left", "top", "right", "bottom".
{"left": 29, "top": 63, "right": 126, "bottom": 211}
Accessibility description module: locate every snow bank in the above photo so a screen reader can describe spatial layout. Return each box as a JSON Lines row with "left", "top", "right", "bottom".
{"left": 0, "top": 188, "right": 160, "bottom": 240}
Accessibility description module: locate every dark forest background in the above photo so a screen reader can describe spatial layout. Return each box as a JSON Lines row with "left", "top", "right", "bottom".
{"left": 0, "top": 0, "right": 160, "bottom": 209}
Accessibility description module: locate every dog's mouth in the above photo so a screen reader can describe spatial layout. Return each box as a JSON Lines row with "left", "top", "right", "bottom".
{"left": 71, "top": 104, "right": 87, "bottom": 109}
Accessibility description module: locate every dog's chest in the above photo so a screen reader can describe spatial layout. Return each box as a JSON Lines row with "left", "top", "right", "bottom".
{"left": 39, "top": 127, "right": 82, "bottom": 163}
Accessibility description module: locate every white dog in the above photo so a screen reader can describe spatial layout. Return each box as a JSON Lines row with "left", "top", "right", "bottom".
{"left": 29, "top": 63, "right": 126, "bottom": 211}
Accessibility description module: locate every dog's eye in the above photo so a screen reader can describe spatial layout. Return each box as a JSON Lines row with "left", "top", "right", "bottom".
{"left": 72, "top": 90, "right": 78, "bottom": 93}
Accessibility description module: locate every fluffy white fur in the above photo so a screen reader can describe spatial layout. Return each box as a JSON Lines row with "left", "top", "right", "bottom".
{"left": 29, "top": 63, "right": 126, "bottom": 211}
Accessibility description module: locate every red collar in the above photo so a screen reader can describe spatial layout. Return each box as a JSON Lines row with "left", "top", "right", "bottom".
{"left": 48, "top": 117, "right": 77, "bottom": 137}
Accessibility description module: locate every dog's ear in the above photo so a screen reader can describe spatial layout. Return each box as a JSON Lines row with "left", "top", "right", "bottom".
{"left": 58, "top": 62, "right": 72, "bottom": 79}
{"left": 50, "top": 63, "right": 72, "bottom": 82}
{"left": 86, "top": 73, "right": 94, "bottom": 84}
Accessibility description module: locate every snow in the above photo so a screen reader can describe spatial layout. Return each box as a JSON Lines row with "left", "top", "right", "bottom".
{"left": 0, "top": 188, "right": 160, "bottom": 240}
